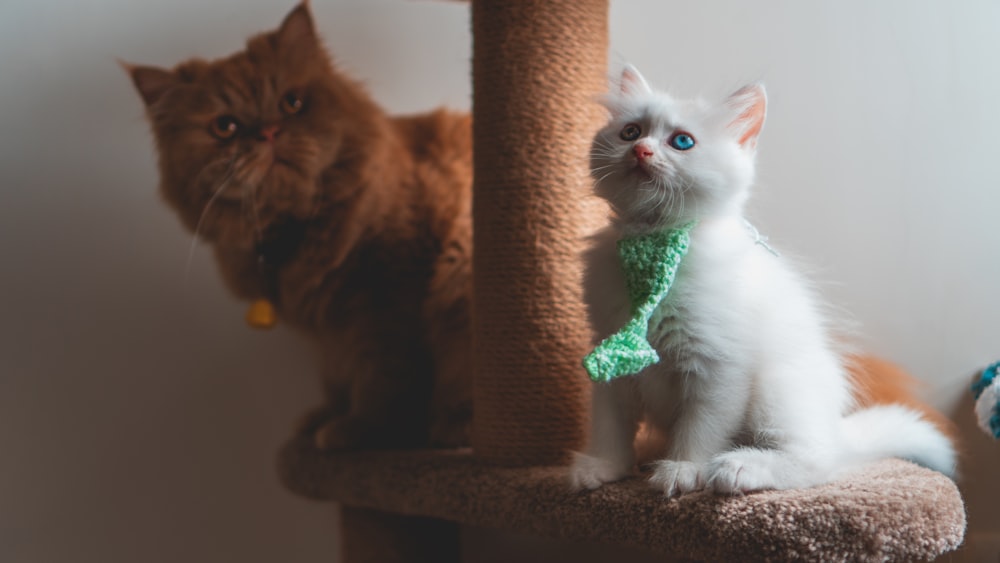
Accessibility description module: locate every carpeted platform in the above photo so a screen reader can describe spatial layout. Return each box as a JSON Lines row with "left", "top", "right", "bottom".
{"left": 278, "top": 439, "right": 965, "bottom": 562}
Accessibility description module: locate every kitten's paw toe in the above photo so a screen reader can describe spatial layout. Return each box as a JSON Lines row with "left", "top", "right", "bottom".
{"left": 703, "top": 451, "right": 776, "bottom": 494}
{"left": 649, "top": 460, "right": 703, "bottom": 497}
{"left": 569, "top": 453, "right": 632, "bottom": 491}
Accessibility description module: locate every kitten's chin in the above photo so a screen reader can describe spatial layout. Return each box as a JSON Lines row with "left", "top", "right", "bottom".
{"left": 617, "top": 197, "right": 698, "bottom": 232}
{"left": 632, "top": 161, "right": 656, "bottom": 180}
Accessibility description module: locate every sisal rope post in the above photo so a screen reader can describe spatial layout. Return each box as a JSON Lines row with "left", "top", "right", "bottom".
{"left": 471, "top": 0, "right": 609, "bottom": 466}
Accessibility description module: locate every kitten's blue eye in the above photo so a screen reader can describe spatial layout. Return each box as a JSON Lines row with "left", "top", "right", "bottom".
{"left": 620, "top": 123, "right": 642, "bottom": 141}
{"left": 669, "top": 132, "right": 695, "bottom": 151}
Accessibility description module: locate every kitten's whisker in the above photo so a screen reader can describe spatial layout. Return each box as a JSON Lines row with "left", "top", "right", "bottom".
{"left": 593, "top": 169, "right": 619, "bottom": 186}
{"left": 592, "top": 138, "right": 616, "bottom": 150}
{"left": 660, "top": 183, "right": 673, "bottom": 221}
{"left": 589, "top": 164, "right": 618, "bottom": 176}
{"left": 635, "top": 177, "right": 665, "bottom": 222}
{"left": 590, "top": 161, "right": 617, "bottom": 169}
{"left": 641, "top": 185, "right": 661, "bottom": 211}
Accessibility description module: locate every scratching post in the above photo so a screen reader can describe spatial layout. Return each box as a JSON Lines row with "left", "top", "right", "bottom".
{"left": 337, "top": 1, "right": 609, "bottom": 558}
{"left": 470, "top": 0, "right": 608, "bottom": 466}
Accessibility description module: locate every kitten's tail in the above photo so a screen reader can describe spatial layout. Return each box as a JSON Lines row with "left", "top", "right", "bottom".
{"left": 840, "top": 356, "right": 958, "bottom": 477}
{"left": 841, "top": 404, "right": 957, "bottom": 477}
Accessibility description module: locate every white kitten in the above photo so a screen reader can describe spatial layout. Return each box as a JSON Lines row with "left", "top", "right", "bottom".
{"left": 570, "top": 66, "right": 956, "bottom": 495}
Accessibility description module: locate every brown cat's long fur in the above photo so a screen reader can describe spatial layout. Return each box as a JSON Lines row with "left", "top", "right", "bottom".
{"left": 126, "top": 2, "right": 472, "bottom": 449}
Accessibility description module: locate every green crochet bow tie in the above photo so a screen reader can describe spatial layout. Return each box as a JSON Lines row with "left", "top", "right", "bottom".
{"left": 583, "top": 222, "right": 695, "bottom": 382}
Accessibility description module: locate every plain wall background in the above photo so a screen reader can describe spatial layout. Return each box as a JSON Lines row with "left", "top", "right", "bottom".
{"left": 2, "top": 1, "right": 997, "bottom": 561}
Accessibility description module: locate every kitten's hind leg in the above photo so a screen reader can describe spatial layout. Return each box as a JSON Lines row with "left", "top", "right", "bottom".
{"left": 570, "top": 380, "right": 640, "bottom": 490}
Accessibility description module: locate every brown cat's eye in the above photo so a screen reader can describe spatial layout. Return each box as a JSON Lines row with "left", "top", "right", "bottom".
{"left": 280, "top": 91, "right": 304, "bottom": 115}
{"left": 620, "top": 122, "right": 642, "bottom": 141}
{"left": 210, "top": 115, "right": 240, "bottom": 140}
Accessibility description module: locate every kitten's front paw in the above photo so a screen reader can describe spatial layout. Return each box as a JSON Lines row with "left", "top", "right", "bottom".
{"left": 649, "top": 460, "right": 703, "bottom": 497}
{"left": 702, "top": 450, "right": 776, "bottom": 494}
{"left": 569, "top": 453, "right": 632, "bottom": 491}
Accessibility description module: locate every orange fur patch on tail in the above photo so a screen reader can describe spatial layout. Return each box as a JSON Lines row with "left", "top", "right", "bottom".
{"left": 848, "top": 355, "right": 958, "bottom": 444}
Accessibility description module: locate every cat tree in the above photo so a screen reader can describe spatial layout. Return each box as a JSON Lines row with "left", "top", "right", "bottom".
{"left": 278, "top": 1, "right": 966, "bottom": 561}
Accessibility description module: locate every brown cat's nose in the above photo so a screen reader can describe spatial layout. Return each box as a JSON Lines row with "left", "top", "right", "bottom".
{"left": 257, "top": 124, "right": 281, "bottom": 143}
{"left": 633, "top": 144, "right": 654, "bottom": 160}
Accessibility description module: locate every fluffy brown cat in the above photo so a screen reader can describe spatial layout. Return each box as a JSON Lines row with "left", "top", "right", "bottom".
{"left": 125, "top": 2, "right": 472, "bottom": 450}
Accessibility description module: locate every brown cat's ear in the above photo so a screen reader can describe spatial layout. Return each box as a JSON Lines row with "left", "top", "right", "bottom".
{"left": 122, "top": 62, "right": 177, "bottom": 107}
{"left": 726, "top": 84, "right": 767, "bottom": 150}
{"left": 275, "top": 1, "right": 318, "bottom": 55}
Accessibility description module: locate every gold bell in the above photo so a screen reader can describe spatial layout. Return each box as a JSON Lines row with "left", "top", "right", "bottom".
{"left": 246, "top": 299, "right": 278, "bottom": 329}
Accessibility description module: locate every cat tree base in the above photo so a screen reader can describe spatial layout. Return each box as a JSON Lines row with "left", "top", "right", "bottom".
{"left": 278, "top": 439, "right": 965, "bottom": 562}
{"left": 338, "top": 506, "right": 459, "bottom": 563}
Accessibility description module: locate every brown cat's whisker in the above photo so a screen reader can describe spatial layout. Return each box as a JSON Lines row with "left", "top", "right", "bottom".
{"left": 246, "top": 182, "right": 264, "bottom": 243}
{"left": 184, "top": 158, "right": 239, "bottom": 284}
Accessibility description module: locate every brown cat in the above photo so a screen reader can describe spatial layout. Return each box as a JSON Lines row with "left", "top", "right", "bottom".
{"left": 125, "top": 2, "right": 472, "bottom": 450}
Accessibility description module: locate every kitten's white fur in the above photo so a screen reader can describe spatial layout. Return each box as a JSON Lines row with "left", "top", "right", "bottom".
{"left": 571, "top": 66, "right": 956, "bottom": 495}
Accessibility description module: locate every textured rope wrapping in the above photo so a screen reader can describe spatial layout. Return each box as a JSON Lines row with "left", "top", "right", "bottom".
{"left": 471, "top": 0, "right": 609, "bottom": 465}
{"left": 584, "top": 223, "right": 694, "bottom": 382}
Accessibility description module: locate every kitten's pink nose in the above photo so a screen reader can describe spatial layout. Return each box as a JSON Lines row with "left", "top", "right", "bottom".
{"left": 257, "top": 124, "right": 281, "bottom": 143}
{"left": 633, "top": 144, "right": 654, "bottom": 160}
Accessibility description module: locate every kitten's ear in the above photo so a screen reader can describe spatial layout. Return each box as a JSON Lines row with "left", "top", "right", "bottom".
{"left": 726, "top": 84, "right": 767, "bottom": 149}
{"left": 122, "top": 62, "right": 177, "bottom": 107}
{"left": 275, "top": 1, "right": 318, "bottom": 55}
{"left": 619, "top": 64, "right": 652, "bottom": 97}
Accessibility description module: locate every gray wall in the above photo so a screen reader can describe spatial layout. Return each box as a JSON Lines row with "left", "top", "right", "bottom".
{"left": 2, "top": 1, "right": 997, "bottom": 561}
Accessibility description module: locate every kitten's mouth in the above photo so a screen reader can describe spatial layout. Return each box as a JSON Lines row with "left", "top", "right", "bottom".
{"left": 632, "top": 161, "right": 655, "bottom": 180}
